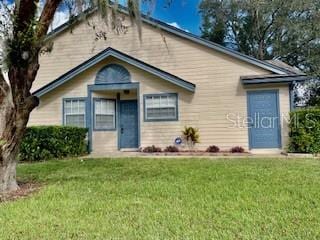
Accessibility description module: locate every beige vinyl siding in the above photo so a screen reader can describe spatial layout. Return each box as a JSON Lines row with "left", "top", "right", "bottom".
{"left": 33, "top": 12, "right": 269, "bottom": 92}
{"left": 28, "top": 68, "right": 94, "bottom": 126}
{"left": 29, "top": 12, "right": 291, "bottom": 153}
{"left": 29, "top": 56, "right": 290, "bottom": 152}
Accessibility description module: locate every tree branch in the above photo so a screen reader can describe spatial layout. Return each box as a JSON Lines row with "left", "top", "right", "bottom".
{"left": 260, "top": 7, "right": 280, "bottom": 43}
{"left": 24, "top": 95, "right": 39, "bottom": 111}
{"left": 9, "top": 0, "right": 62, "bottom": 107}
{"left": 13, "top": 0, "right": 39, "bottom": 33}
{"left": 36, "top": 0, "right": 63, "bottom": 40}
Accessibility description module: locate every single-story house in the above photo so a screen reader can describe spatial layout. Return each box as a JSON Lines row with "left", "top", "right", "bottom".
{"left": 29, "top": 8, "right": 308, "bottom": 155}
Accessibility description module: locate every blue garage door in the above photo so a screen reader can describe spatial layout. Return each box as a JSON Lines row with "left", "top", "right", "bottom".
{"left": 247, "top": 90, "right": 281, "bottom": 149}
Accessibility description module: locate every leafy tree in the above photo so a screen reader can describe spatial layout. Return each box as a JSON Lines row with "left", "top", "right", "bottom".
{"left": 295, "top": 80, "right": 320, "bottom": 107}
{"left": 0, "top": 0, "right": 156, "bottom": 193}
{"left": 200, "top": 5, "right": 226, "bottom": 46}
{"left": 199, "top": 0, "right": 320, "bottom": 76}
{"left": 307, "top": 85, "right": 320, "bottom": 107}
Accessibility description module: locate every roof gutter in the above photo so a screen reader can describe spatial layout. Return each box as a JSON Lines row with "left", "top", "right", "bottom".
{"left": 241, "top": 75, "right": 310, "bottom": 85}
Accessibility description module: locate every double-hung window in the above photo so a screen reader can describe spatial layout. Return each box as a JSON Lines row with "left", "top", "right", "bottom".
{"left": 144, "top": 93, "right": 178, "bottom": 121}
{"left": 94, "top": 99, "right": 116, "bottom": 130}
{"left": 63, "top": 99, "right": 86, "bottom": 128}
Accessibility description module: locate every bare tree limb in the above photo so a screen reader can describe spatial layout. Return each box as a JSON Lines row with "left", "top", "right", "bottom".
{"left": 260, "top": 7, "right": 280, "bottom": 43}
{"left": 36, "top": 0, "right": 64, "bottom": 40}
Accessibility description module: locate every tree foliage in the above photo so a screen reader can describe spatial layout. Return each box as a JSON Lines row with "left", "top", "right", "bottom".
{"left": 288, "top": 108, "right": 320, "bottom": 153}
{"left": 200, "top": 3, "right": 226, "bottom": 46}
{"left": 295, "top": 79, "right": 320, "bottom": 107}
{"left": 199, "top": 0, "right": 320, "bottom": 76}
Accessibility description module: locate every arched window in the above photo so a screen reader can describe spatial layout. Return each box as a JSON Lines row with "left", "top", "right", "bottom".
{"left": 95, "top": 64, "right": 131, "bottom": 84}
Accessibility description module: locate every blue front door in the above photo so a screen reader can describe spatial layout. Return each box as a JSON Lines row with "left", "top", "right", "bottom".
{"left": 247, "top": 90, "right": 281, "bottom": 149}
{"left": 119, "top": 100, "right": 138, "bottom": 148}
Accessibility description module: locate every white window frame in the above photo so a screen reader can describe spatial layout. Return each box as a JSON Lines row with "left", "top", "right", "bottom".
{"left": 63, "top": 98, "right": 86, "bottom": 128}
{"left": 144, "top": 93, "right": 178, "bottom": 121}
{"left": 93, "top": 98, "right": 116, "bottom": 131}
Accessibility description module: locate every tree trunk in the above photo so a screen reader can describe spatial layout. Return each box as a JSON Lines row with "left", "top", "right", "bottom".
{"left": 258, "top": 40, "right": 265, "bottom": 60}
{"left": 0, "top": 74, "right": 38, "bottom": 193}
{"left": 0, "top": 158, "right": 19, "bottom": 192}
{"left": 0, "top": 0, "right": 61, "bottom": 194}
{"left": 0, "top": 95, "right": 17, "bottom": 192}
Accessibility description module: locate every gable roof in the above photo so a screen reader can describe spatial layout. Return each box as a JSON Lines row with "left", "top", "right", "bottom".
{"left": 46, "top": 6, "right": 295, "bottom": 75}
{"left": 33, "top": 47, "right": 196, "bottom": 97}
{"left": 265, "top": 60, "right": 305, "bottom": 75}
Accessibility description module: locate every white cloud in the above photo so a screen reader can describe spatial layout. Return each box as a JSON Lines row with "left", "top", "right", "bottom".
{"left": 167, "top": 22, "right": 189, "bottom": 32}
{"left": 48, "top": 2, "right": 92, "bottom": 32}
{"left": 49, "top": 11, "right": 70, "bottom": 31}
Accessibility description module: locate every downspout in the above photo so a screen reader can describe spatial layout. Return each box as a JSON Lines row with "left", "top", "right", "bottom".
{"left": 289, "top": 81, "right": 296, "bottom": 111}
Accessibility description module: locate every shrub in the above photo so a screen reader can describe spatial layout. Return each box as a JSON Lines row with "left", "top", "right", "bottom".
{"left": 142, "top": 145, "right": 162, "bottom": 153}
{"left": 288, "top": 108, "right": 320, "bottom": 153}
{"left": 164, "top": 145, "right": 179, "bottom": 152}
{"left": 206, "top": 145, "right": 220, "bottom": 153}
{"left": 230, "top": 146, "right": 245, "bottom": 153}
{"left": 182, "top": 126, "right": 200, "bottom": 149}
{"left": 20, "top": 126, "right": 88, "bottom": 161}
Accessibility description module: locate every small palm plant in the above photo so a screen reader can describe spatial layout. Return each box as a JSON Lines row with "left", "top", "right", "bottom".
{"left": 182, "top": 126, "right": 200, "bottom": 150}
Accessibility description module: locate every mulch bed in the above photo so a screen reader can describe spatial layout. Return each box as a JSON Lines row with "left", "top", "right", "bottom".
{"left": 0, "top": 182, "right": 41, "bottom": 203}
{"left": 139, "top": 151, "right": 252, "bottom": 156}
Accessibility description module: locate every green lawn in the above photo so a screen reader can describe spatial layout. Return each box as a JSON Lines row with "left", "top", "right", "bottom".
{"left": 1, "top": 158, "right": 320, "bottom": 239}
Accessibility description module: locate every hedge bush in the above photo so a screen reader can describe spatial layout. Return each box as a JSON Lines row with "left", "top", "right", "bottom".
{"left": 141, "top": 145, "right": 162, "bottom": 153}
{"left": 288, "top": 108, "right": 320, "bottom": 153}
{"left": 164, "top": 145, "right": 179, "bottom": 152}
{"left": 206, "top": 145, "right": 220, "bottom": 153}
{"left": 230, "top": 146, "right": 245, "bottom": 153}
{"left": 20, "top": 126, "right": 88, "bottom": 161}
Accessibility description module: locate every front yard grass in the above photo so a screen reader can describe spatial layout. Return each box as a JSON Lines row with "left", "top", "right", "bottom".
{"left": 0, "top": 157, "right": 320, "bottom": 239}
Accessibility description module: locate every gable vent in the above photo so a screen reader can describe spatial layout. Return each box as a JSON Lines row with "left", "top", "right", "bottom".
{"left": 95, "top": 64, "right": 131, "bottom": 84}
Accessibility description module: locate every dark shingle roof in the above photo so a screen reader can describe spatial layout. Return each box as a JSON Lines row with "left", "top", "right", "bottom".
{"left": 265, "top": 60, "right": 305, "bottom": 75}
